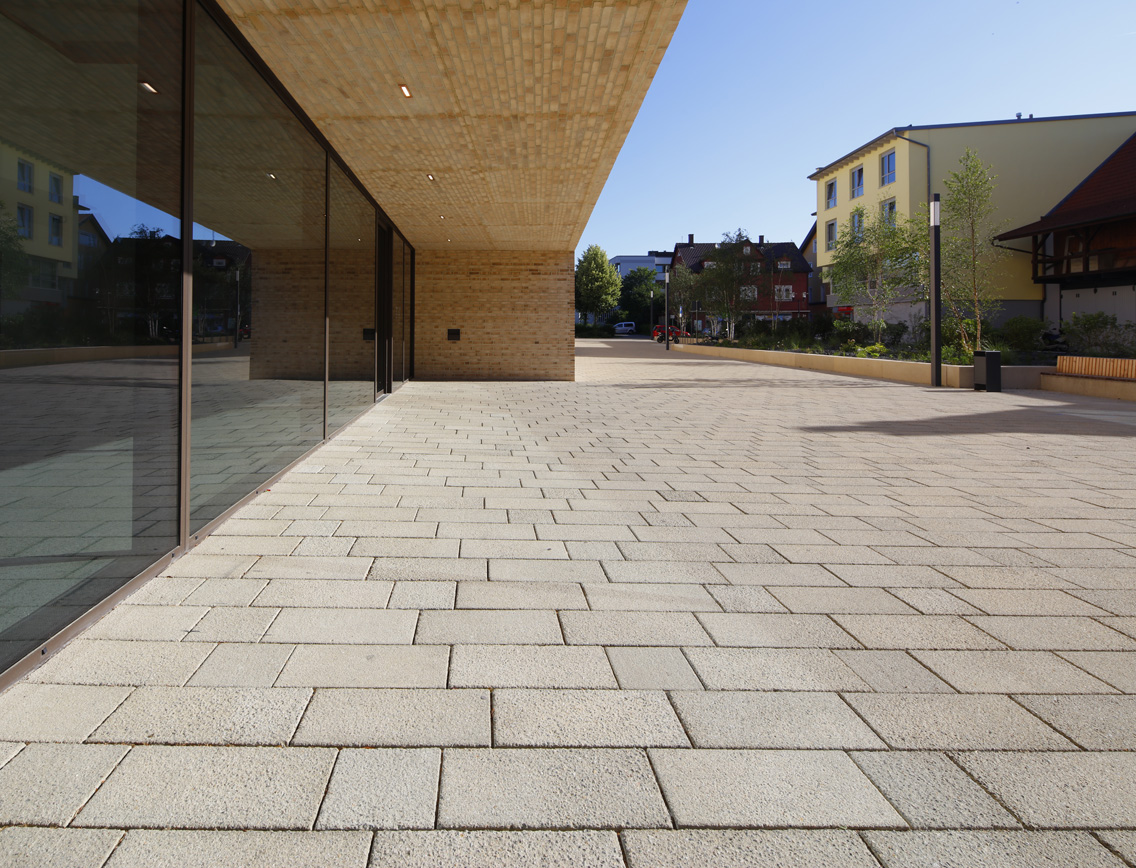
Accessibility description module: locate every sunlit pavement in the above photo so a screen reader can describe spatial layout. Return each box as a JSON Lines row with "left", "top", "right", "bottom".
{"left": 2, "top": 337, "right": 1136, "bottom": 867}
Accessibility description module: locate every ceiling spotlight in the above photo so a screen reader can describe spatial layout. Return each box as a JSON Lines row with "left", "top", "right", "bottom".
{"left": 439, "top": 215, "right": 444, "bottom": 220}
{"left": 400, "top": 84, "right": 412, "bottom": 98}
{"left": 427, "top": 173, "right": 435, "bottom": 181}
{"left": 140, "top": 82, "right": 158, "bottom": 94}
{"left": 266, "top": 172, "right": 276, "bottom": 180}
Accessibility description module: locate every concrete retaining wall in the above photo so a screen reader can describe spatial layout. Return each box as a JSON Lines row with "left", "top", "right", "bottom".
{"left": 671, "top": 343, "right": 1056, "bottom": 390}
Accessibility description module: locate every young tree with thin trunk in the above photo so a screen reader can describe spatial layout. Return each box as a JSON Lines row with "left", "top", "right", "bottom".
{"left": 575, "top": 244, "right": 621, "bottom": 325}
{"left": 701, "top": 229, "right": 749, "bottom": 339}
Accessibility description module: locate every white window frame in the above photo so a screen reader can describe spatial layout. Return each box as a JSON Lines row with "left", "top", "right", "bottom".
{"left": 825, "top": 179, "right": 837, "bottom": 209}
{"left": 49, "top": 173, "right": 63, "bottom": 204}
{"left": 17, "top": 159, "right": 33, "bottom": 193}
{"left": 825, "top": 220, "right": 837, "bottom": 251}
{"left": 49, "top": 214, "right": 63, "bottom": 246}
{"left": 880, "top": 150, "right": 896, "bottom": 186}
{"left": 850, "top": 166, "right": 864, "bottom": 198}
{"left": 881, "top": 198, "right": 897, "bottom": 225}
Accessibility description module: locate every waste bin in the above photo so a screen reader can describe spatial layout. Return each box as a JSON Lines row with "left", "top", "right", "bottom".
{"left": 973, "top": 350, "right": 1001, "bottom": 392}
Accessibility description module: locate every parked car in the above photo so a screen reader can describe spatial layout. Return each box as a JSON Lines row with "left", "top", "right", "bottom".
{"left": 652, "top": 325, "right": 690, "bottom": 342}
{"left": 613, "top": 321, "right": 637, "bottom": 336}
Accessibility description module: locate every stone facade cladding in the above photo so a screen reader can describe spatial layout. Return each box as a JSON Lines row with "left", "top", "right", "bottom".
{"left": 415, "top": 250, "right": 575, "bottom": 381}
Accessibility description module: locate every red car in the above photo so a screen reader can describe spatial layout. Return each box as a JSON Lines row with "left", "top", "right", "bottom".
{"left": 652, "top": 325, "right": 690, "bottom": 342}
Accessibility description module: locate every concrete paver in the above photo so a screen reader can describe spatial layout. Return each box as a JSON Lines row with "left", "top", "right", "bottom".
{"left": 5, "top": 339, "right": 1136, "bottom": 864}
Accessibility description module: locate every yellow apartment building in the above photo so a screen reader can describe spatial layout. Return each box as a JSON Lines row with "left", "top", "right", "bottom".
{"left": 808, "top": 111, "right": 1136, "bottom": 326}
{"left": 0, "top": 141, "right": 79, "bottom": 313}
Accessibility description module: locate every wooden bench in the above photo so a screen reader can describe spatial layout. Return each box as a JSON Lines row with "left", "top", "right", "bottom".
{"left": 1039, "top": 355, "right": 1136, "bottom": 401}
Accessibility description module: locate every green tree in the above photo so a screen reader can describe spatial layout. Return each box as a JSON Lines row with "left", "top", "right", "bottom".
{"left": 620, "top": 266, "right": 657, "bottom": 328}
{"left": 666, "top": 262, "right": 698, "bottom": 332}
{"left": 575, "top": 244, "right": 620, "bottom": 324}
{"left": 0, "top": 201, "right": 31, "bottom": 301}
{"left": 827, "top": 204, "right": 919, "bottom": 343}
{"left": 700, "top": 229, "right": 750, "bottom": 339}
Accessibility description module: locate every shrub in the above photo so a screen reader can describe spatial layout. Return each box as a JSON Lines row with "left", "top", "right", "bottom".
{"left": 996, "top": 316, "right": 1048, "bottom": 354}
{"left": 1063, "top": 312, "right": 1136, "bottom": 357}
{"left": 575, "top": 323, "right": 615, "bottom": 338}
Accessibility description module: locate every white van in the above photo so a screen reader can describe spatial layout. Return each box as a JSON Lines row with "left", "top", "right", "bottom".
{"left": 613, "top": 322, "right": 636, "bottom": 335}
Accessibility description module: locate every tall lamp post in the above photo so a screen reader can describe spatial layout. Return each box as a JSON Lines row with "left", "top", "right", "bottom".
{"left": 664, "top": 268, "right": 670, "bottom": 351}
{"left": 930, "top": 192, "right": 942, "bottom": 387}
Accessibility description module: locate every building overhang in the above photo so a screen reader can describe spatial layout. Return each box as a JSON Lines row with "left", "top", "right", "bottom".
{"left": 219, "top": 0, "right": 688, "bottom": 252}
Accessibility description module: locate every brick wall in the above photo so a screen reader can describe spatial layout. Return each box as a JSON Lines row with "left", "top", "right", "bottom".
{"left": 415, "top": 250, "right": 575, "bottom": 381}
{"left": 249, "top": 248, "right": 324, "bottom": 381}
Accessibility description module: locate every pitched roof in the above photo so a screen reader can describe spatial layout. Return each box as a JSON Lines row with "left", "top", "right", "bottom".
{"left": 671, "top": 242, "right": 722, "bottom": 273}
{"left": 670, "top": 239, "right": 811, "bottom": 274}
{"left": 997, "top": 131, "right": 1136, "bottom": 240}
{"left": 760, "top": 241, "right": 811, "bottom": 273}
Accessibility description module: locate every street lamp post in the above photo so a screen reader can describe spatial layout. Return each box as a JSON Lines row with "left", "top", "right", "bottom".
{"left": 664, "top": 268, "right": 670, "bottom": 351}
{"left": 930, "top": 192, "right": 942, "bottom": 387}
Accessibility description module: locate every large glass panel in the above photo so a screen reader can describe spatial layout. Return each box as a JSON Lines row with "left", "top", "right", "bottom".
{"left": 190, "top": 4, "right": 326, "bottom": 531}
{"left": 0, "top": 0, "right": 182, "bottom": 670}
{"left": 328, "top": 164, "right": 376, "bottom": 433}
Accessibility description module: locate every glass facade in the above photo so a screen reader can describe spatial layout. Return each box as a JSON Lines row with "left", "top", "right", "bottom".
{"left": 0, "top": 0, "right": 410, "bottom": 675}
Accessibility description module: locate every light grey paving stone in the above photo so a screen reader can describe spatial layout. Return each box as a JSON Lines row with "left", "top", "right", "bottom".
{"left": 461, "top": 539, "right": 568, "bottom": 560}
{"left": 490, "top": 559, "right": 607, "bottom": 582}
{"left": 293, "top": 537, "right": 362, "bottom": 557}
{"left": 697, "top": 613, "right": 859, "bottom": 648}
{"left": 888, "top": 588, "right": 984, "bottom": 615}
{"left": 437, "top": 748, "right": 669, "bottom": 829}
{"left": 316, "top": 748, "right": 439, "bottom": 830}
{"left": 1015, "top": 695, "right": 1136, "bottom": 749}
{"left": 89, "top": 687, "right": 311, "bottom": 746}
{"left": 0, "top": 742, "right": 22, "bottom": 767}
{"left": 276, "top": 646, "right": 449, "bottom": 688}
{"left": 538, "top": 523, "right": 636, "bottom": 541}
{"left": 164, "top": 555, "right": 257, "bottom": 579}
{"left": 560, "top": 612, "right": 711, "bottom": 646}
{"left": 126, "top": 577, "right": 203, "bottom": 605}
{"left": 832, "top": 615, "right": 1006, "bottom": 650}
{"left": 670, "top": 691, "right": 884, "bottom": 749}
{"left": 73, "top": 745, "right": 337, "bottom": 830}
{"left": 253, "top": 579, "right": 394, "bottom": 608}
{"left": 684, "top": 648, "right": 872, "bottom": 691}
{"left": 951, "top": 589, "right": 1109, "bottom": 616}
{"left": 714, "top": 562, "right": 846, "bottom": 586}
{"left": 494, "top": 689, "right": 689, "bottom": 747}
{"left": 833, "top": 651, "right": 956, "bottom": 693}
{"left": 212, "top": 519, "right": 292, "bottom": 536}
{"left": 0, "top": 827, "right": 124, "bottom": 868}
{"left": 826, "top": 565, "right": 960, "bottom": 588}
{"left": 354, "top": 538, "right": 460, "bottom": 558}
{"left": 263, "top": 608, "right": 418, "bottom": 644}
{"left": 449, "top": 645, "right": 618, "bottom": 688}
{"left": 768, "top": 587, "right": 917, "bottom": 614}
{"left": 247, "top": 556, "right": 373, "bottom": 580}
{"left": 188, "top": 643, "right": 294, "bottom": 687}
{"left": 622, "top": 829, "right": 880, "bottom": 868}
{"left": 104, "top": 830, "right": 371, "bottom": 868}
{"left": 772, "top": 544, "right": 895, "bottom": 565}
{"left": 0, "top": 684, "right": 130, "bottom": 742}
{"left": 913, "top": 651, "right": 1118, "bottom": 693}
{"left": 583, "top": 583, "right": 721, "bottom": 611}
{"left": 603, "top": 561, "right": 723, "bottom": 584}
{"left": 192, "top": 536, "right": 300, "bottom": 556}
{"left": 565, "top": 541, "right": 625, "bottom": 560}
{"left": 939, "top": 566, "right": 1079, "bottom": 590}
{"left": 388, "top": 581, "right": 456, "bottom": 609}
{"left": 617, "top": 541, "right": 729, "bottom": 562}
{"left": 183, "top": 578, "right": 269, "bottom": 606}
{"left": 966, "top": 616, "right": 1136, "bottom": 651}
{"left": 456, "top": 581, "right": 586, "bottom": 610}
{"left": 369, "top": 558, "right": 487, "bottom": 581}
{"left": 851, "top": 751, "right": 1019, "bottom": 829}
{"left": 844, "top": 693, "right": 1073, "bottom": 750}
{"left": 0, "top": 743, "right": 128, "bottom": 824}
{"left": 649, "top": 748, "right": 904, "bottom": 828}
{"left": 27, "top": 639, "right": 214, "bottom": 686}
{"left": 956, "top": 751, "right": 1136, "bottom": 827}
{"left": 1059, "top": 652, "right": 1136, "bottom": 692}
{"left": 368, "top": 830, "right": 624, "bottom": 868}
{"left": 862, "top": 831, "right": 1125, "bottom": 868}
{"left": 871, "top": 547, "right": 996, "bottom": 566}
{"left": 185, "top": 606, "right": 279, "bottom": 642}
{"left": 606, "top": 647, "right": 703, "bottom": 690}
{"left": 1032, "top": 548, "right": 1136, "bottom": 568}
{"left": 1098, "top": 831, "right": 1136, "bottom": 863}
{"left": 84, "top": 605, "right": 208, "bottom": 641}
{"left": 705, "top": 585, "right": 788, "bottom": 612}
{"left": 293, "top": 688, "right": 490, "bottom": 746}
{"left": 415, "top": 610, "right": 562, "bottom": 644}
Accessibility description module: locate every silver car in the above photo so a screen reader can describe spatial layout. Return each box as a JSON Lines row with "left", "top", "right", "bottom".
{"left": 613, "top": 322, "right": 636, "bottom": 336}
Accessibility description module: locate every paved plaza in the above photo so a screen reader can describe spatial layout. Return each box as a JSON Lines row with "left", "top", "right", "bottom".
{"left": 2, "top": 337, "right": 1136, "bottom": 866}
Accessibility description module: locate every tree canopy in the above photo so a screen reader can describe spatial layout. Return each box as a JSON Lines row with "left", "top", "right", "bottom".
{"left": 575, "top": 244, "right": 621, "bottom": 324}
{"left": 620, "top": 265, "right": 657, "bottom": 327}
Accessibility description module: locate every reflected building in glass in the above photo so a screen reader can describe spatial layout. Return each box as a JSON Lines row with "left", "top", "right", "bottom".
{"left": 0, "top": 0, "right": 685, "bottom": 680}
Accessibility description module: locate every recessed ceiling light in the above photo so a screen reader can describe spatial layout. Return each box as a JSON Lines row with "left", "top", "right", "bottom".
{"left": 439, "top": 215, "right": 444, "bottom": 220}
{"left": 266, "top": 172, "right": 276, "bottom": 180}
{"left": 400, "top": 85, "right": 412, "bottom": 98}
{"left": 427, "top": 173, "right": 434, "bottom": 181}
{"left": 140, "top": 82, "right": 158, "bottom": 94}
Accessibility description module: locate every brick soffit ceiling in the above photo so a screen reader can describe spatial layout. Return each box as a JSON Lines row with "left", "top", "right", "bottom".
{"left": 219, "top": 0, "right": 688, "bottom": 252}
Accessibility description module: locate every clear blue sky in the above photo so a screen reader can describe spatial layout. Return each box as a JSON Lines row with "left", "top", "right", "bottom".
{"left": 575, "top": 0, "right": 1136, "bottom": 262}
